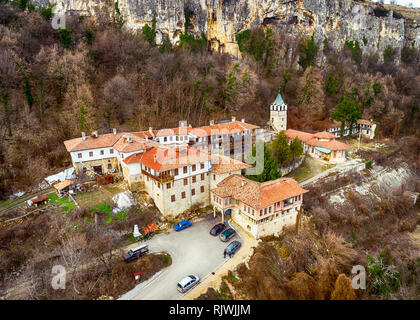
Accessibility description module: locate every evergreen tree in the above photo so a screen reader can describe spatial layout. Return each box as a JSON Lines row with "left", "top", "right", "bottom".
{"left": 331, "top": 95, "right": 362, "bottom": 135}
{"left": 290, "top": 137, "right": 303, "bottom": 158}
{"left": 271, "top": 131, "right": 293, "bottom": 164}
{"left": 245, "top": 143, "right": 281, "bottom": 182}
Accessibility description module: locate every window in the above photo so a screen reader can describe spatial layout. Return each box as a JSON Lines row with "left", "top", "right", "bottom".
{"left": 110, "top": 149, "right": 114, "bottom": 154}
{"left": 82, "top": 167, "right": 87, "bottom": 174}
{"left": 229, "top": 198, "right": 232, "bottom": 204}
{"left": 236, "top": 200, "right": 239, "bottom": 205}
{"left": 89, "top": 151, "right": 93, "bottom": 157}
{"left": 191, "top": 189, "right": 195, "bottom": 196}
{"left": 167, "top": 183, "right": 171, "bottom": 189}
{"left": 192, "top": 176, "right": 196, "bottom": 183}
{"left": 243, "top": 205, "right": 246, "bottom": 211}
{"left": 174, "top": 168, "right": 179, "bottom": 176}
{"left": 213, "top": 174, "right": 216, "bottom": 180}
{"left": 200, "top": 186, "right": 204, "bottom": 193}
{"left": 260, "top": 210, "right": 262, "bottom": 216}
{"left": 225, "top": 198, "right": 228, "bottom": 205}
{"left": 252, "top": 209, "right": 254, "bottom": 215}
{"left": 201, "top": 173, "right": 204, "bottom": 180}
{"left": 192, "top": 164, "right": 196, "bottom": 171}
{"left": 247, "top": 207, "right": 250, "bottom": 213}
{"left": 158, "top": 183, "right": 160, "bottom": 188}
{"left": 107, "top": 164, "right": 112, "bottom": 169}
{"left": 77, "top": 153, "right": 82, "bottom": 158}
{"left": 200, "top": 163, "right": 204, "bottom": 169}
{"left": 100, "top": 150, "right": 104, "bottom": 155}
{"left": 171, "top": 195, "right": 175, "bottom": 202}
{"left": 183, "top": 166, "right": 188, "bottom": 174}
{"left": 182, "top": 191, "right": 186, "bottom": 199}
{"left": 264, "top": 208, "right": 267, "bottom": 215}
{"left": 184, "top": 179, "right": 188, "bottom": 186}
{"left": 164, "top": 137, "right": 167, "bottom": 142}
{"left": 176, "top": 136, "right": 179, "bottom": 141}
{"left": 269, "top": 207, "right": 272, "bottom": 213}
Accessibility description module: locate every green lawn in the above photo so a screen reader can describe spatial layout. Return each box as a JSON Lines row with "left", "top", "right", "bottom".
{"left": 48, "top": 193, "right": 76, "bottom": 215}
{"left": 286, "top": 158, "right": 312, "bottom": 182}
{"left": 0, "top": 198, "right": 14, "bottom": 208}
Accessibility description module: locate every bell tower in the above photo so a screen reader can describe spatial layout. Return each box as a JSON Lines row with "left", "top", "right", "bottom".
{"left": 269, "top": 91, "right": 287, "bottom": 132}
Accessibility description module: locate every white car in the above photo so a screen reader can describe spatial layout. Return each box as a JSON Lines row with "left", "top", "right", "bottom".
{"left": 177, "top": 275, "right": 200, "bottom": 293}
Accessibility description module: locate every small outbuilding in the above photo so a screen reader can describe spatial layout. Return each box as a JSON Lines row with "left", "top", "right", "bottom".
{"left": 54, "top": 179, "right": 74, "bottom": 195}
{"left": 31, "top": 194, "right": 49, "bottom": 207}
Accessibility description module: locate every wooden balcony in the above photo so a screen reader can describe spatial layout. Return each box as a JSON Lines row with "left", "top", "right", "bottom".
{"left": 142, "top": 170, "right": 174, "bottom": 183}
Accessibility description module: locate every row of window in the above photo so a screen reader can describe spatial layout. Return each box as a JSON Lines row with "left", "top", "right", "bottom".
{"left": 165, "top": 173, "right": 207, "bottom": 189}
{"left": 143, "top": 162, "right": 206, "bottom": 178}
{"left": 77, "top": 148, "right": 114, "bottom": 159}
{"left": 162, "top": 135, "right": 189, "bottom": 143}
{"left": 170, "top": 186, "right": 206, "bottom": 202}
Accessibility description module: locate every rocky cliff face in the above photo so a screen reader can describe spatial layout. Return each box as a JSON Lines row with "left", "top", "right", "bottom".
{"left": 33, "top": 0, "right": 420, "bottom": 59}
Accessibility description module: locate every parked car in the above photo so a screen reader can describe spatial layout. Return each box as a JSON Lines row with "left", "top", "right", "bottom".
{"left": 225, "top": 240, "right": 242, "bottom": 256}
{"left": 173, "top": 220, "right": 192, "bottom": 231}
{"left": 123, "top": 244, "right": 149, "bottom": 263}
{"left": 210, "top": 223, "right": 226, "bottom": 236}
{"left": 177, "top": 275, "right": 200, "bottom": 293}
{"left": 219, "top": 228, "right": 236, "bottom": 242}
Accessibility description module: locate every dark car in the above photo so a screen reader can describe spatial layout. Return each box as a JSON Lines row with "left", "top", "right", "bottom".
{"left": 173, "top": 220, "right": 192, "bottom": 231}
{"left": 219, "top": 228, "right": 236, "bottom": 242}
{"left": 210, "top": 223, "right": 226, "bottom": 236}
{"left": 123, "top": 244, "right": 149, "bottom": 263}
{"left": 225, "top": 240, "right": 242, "bottom": 256}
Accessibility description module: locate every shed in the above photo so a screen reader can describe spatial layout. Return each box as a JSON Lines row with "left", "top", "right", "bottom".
{"left": 54, "top": 179, "right": 74, "bottom": 194}
{"left": 31, "top": 194, "right": 49, "bottom": 206}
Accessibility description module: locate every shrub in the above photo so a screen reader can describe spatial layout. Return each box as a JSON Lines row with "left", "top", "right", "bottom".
{"left": 57, "top": 28, "right": 72, "bottom": 49}
{"left": 344, "top": 40, "right": 362, "bottom": 65}
{"left": 298, "top": 35, "right": 319, "bottom": 70}
{"left": 383, "top": 45, "right": 395, "bottom": 64}
{"left": 39, "top": 3, "right": 55, "bottom": 21}
{"left": 141, "top": 16, "right": 157, "bottom": 45}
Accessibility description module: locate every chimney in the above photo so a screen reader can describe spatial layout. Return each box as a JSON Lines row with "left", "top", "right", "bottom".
{"left": 241, "top": 118, "right": 245, "bottom": 123}
{"left": 232, "top": 116, "right": 236, "bottom": 122}
{"left": 241, "top": 180, "right": 246, "bottom": 187}
{"left": 149, "top": 127, "right": 153, "bottom": 134}
{"left": 179, "top": 120, "right": 187, "bottom": 127}
{"left": 91, "top": 130, "right": 98, "bottom": 138}
{"left": 112, "top": 128, "right": 117, "bottom": 135}
{"left": 153, "top": 155, "right": 157, "bottom": 163}
{"left": 209, "top": 120, "right": 215, "bottom": 126}
{"left": 81, "top": 132, "right": 86, "bottom": 140}
{"left": 126, "top": 136, "right": 132, "bottom": 143}
{"left": 188, "top": 124, "right": 192, "bottom": 128}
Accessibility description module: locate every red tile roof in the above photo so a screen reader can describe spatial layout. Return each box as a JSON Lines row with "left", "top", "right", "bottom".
{"left": 123, "top": 153, "right": 145, "bottom": 164}
{"left": 284, "top": 129, "right": 314, "bottom": 143}
{"left": 285, "top": 129, "right": 349, "bottom": 151}
{"left": 210, "top": 155, "right": 252, "bottom": 174}
{"left": 313, "top": 131, "right": 336, "bottom": 139}
{"left": 64, "top": 133, "right": 123, "bottom": 152}
{"left": 190, "top": 121, "right": 259, "bottom": 138}
{"left": 211, "top": 175, "right": 308, "bottom": 211}
{"left": 140, "top": 146, "right": 210, "bottom": 172}
{"left": 357, "top": 119, "right": 373, "bottom": 126}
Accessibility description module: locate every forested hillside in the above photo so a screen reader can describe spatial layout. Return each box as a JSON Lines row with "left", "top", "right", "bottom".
{"left": 0, "top": 1, "right": 420, "bottom": 198}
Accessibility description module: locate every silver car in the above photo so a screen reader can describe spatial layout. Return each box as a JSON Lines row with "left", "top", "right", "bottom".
{"left": 177, "top": 275, "right": 200, "bottom": 293}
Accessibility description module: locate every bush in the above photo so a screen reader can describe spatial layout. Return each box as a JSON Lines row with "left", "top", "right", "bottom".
{"left": 57, "top": 28, "right": 72, "bottom": 49}
{"left": 298, "top": 35, "right": 319, "bottom": 70}
{"left": 344, "top": 40, "right": 362, "bottom": 65}
{"left": 39, "top": 3, "right": 55, "bottom": 21}
{"left": 383, "top": 45, "right": 395, "bottom": 64}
